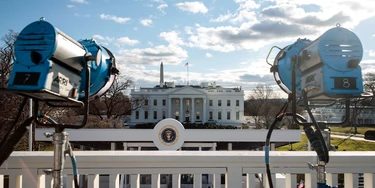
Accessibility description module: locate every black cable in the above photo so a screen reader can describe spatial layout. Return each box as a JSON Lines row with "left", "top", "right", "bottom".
{"left": 265, "top": 100, "right": 290, "bottom": 188}
{"left": 303, "top": 90, "right": 329, "bottom": 163}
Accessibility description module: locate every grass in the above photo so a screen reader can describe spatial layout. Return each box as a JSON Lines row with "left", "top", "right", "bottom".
{"left": 328, "top": 126, "right": 375, "bottom": 135}
{"left": 276, "top": 134, "right": 375, "bottom": 151}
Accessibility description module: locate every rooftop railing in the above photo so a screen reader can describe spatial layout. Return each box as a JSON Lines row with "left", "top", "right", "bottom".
{"left": 1, "top": 151, "right": 375, "bottom": 188}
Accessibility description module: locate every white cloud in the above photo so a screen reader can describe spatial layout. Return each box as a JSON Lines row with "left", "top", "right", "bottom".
{"left": 148, "top": 41, "right": 154, "bottom": 46}
{"left": 187, "top": 1, "right": 375, "bottom": 53}
{"left": 230, "top": 10, "right": 256, "bottom": 24}
{"left": 210, "top": 1, "right": 258, "bottom": 24}
{"left": 205, "top": 53, "right": 212, "bottom": 58}
{"left": 210, "top": 12, "right": 233, "bottom": 22}
{"left": 159, "top": 31, "right": 184, "bottom": 45}
{"left": 369, "top": 50, "right": 375, "bottom": 57}
{"left": 237, "top": 0, "right": 260, "bottom": 10}
{"left": 93, "top": 34, "right": 104, "bottom": 40}
{"left": 100, "top": 14, "right": 131, "bottom": 24}
{"left": 117, "top": 44, "right": 188, "bottom": 66}
{"left": 117, "top": 37, "right": 140, "bottom": 46}
{"left": 157, "top": 3, "right": 168, "bottom": 12}
{"left": 176, "top": 2, "right": 208, "bottom": 14}
{"left": 67, "top": 4, "right": 75, "bottom": 8}
{"left": 264, "top": 0, "right": 375, "bottom": 29}
{"left": 70, "top": 0, "right": 88, "bottom": 4}
{"left": 140, "top": 19, "right": 153, "bottom": 27}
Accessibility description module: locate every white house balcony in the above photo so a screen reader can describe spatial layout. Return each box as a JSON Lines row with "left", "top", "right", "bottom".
{"left": 1, "top": 151, "right": 375, "bottom": 188}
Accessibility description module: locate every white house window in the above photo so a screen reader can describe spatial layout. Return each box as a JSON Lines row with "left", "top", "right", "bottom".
{"left": 218, "top": 111, "right": 222, "bottom": 120}
{"left": 153, "top": 111, "right": 157, "bottom": 119}
{"left": 236, "top": 111, "right": 240, "bottom": 120}
{"left": 136, "top": 111, "right": 139, "bottom": 119}
{"left": 209, "top": 100, "right": 213, "bottom": 106}
{"left": 154, "top": 99, "right": 157, "bottom": 106}
{"left": 196, "top": 112, "right": 200, "bottom": 120}
{"left": 144, "top": 111, "right": 148, "bottom": 119}
{"left": 227, "top": 111, "right": 230, "bottom": 120}
{"left": 218, "top": 100, "right": 222, "bottom": 106}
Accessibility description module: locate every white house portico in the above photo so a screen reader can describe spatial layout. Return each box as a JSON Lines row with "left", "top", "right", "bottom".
{"left": 130, "top": 62, "right": 244, "bottom": 126}
{"left": 168, "top": 87, "right": 208, "bottom": 123}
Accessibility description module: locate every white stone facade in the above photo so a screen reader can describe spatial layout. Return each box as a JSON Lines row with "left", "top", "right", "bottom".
{"left": 130, "top": 85, "right": 244, "bottom": 126}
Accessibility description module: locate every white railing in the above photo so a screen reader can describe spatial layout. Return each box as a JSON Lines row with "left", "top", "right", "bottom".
{"left": 1, "top": 151, "right": 375, "bottom": 188}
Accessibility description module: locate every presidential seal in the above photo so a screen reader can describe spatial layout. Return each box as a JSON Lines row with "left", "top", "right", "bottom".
{"left": 159, "top": 125, "right": 179, "bottom": 146}
{"left": 153, "top": 118, "right": 184, "bottom": 150}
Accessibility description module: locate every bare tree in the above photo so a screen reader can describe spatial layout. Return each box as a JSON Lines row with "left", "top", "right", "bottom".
{"left": 245, "top": 85, "right": 285, "bottom": 129}
{"left": 0, "top": 30, "right": 17, "bottom": 87}
{"left": 0, "top": 30, "right": 33, "bottom": 151}
{"left": 88, "top": 76, "right": 147, "bottom": 127}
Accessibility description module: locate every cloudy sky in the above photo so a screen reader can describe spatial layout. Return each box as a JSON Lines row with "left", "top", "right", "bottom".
{"left": 1, "top": 0, "right": 375, "bottom": 98}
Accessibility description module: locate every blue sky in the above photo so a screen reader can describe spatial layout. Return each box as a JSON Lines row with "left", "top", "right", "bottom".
{"left": 1, "top": 0, "right": 375, "bottom": 98}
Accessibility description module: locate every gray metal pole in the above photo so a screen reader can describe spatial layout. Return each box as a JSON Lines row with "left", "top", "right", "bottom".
{"left": 53, "top": 131, "right": 67, "bottom": 188}
{"left": 28, "top": 98, "right": 33, "bottom": 151}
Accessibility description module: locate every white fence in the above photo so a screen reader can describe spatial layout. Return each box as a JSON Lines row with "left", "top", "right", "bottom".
{"left": 1, "top": 151, "right": 375, "bottom": 188}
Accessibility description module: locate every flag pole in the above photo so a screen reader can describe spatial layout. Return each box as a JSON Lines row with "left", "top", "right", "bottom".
{"left": 187, "top": 62, "right": 189, "bottom": 86}
{"left": 185, "top": 62, "right": 189, "bottom": 86}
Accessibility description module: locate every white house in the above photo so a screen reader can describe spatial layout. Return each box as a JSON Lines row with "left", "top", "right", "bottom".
{"left": 129, "top": 62, "right": 244, "bottom": 126}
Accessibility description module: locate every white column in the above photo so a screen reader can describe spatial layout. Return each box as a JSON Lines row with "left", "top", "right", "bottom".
{"left": 364, "top": 173, "right": 375, "bottom": 188}
{"left": 168, "top": 98, "right": 172, "bottom": 118}
{"left": 130, "top": 174, "right": 140, "bottom": 188}
{"left": 88, "top": 174, "right": 100, "bottom": 188}
{"left": 246, "top": 173, "right": 256, "bottom": 188}
{"left": 179, "top": 98, "right": 183, "bottom": 122}
{"left": 110, "top": 174, "right": 120, "bottom": 188}
{"left": 37, "top": 174, "right": 45, "bottom": 188}
{"left": 227, "top": 143, "right": 232, "bottom": 151}
{"left": 9, "top": 174, "right": 22, "bottom": 188}
{"left": 44, "top": 174, "right": 53, "bottom": 188}
{"left": 285, "top": 173, "right": 296, "bottom": 188}
{"left": 123, "top": 142, "right": 128, "bottom": 151}
{"left": 191, "top": 98, "right": 195, "bottom": 123}
{"left": 151, "top": 174, "right": 160, "bottom": 188}
{"left": 172, "top": 174, "right": 181, "bottom": 188}
{"left": 326, "top": 173, "right": 338, "bottom": 187}
{"left": 66, "top": 175, "right": 75, "bottom": 188}
{"left": 194, "top": 174, "right": 202, "bottom": 188}
{"left": 225, "top": 167, "right": 242, "bottom": 188}
{"left": 0, "top": 175, "right": 3, "bottom": 188}
{"left": 203, "top": 98, "right": 206, "bottom": 122}
{"left": 344, "top": 173, "right": 358, "bottom": 188}
{"left": 305, "top": 173, "right": 317, "bottom": 188}
{"left": 213, "top": 174, "right": 221, "bottom": 188}
{"left": 111, "top": 142, "right": 116, "bottom": 150}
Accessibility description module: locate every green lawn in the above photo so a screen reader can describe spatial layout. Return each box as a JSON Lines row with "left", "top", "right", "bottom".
{"left": 276, "top": 134, "right": 375, "bottom": 151}
{"left": 329, "top": 126, "right": 375, "bottom": 135}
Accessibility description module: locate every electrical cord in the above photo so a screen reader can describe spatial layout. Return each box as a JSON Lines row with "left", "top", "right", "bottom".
{"left": 265, "top": 99, "right": 290, "bottom": 188}
{"left": 302, "top": 90, "right": 329, "bottom": 163}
